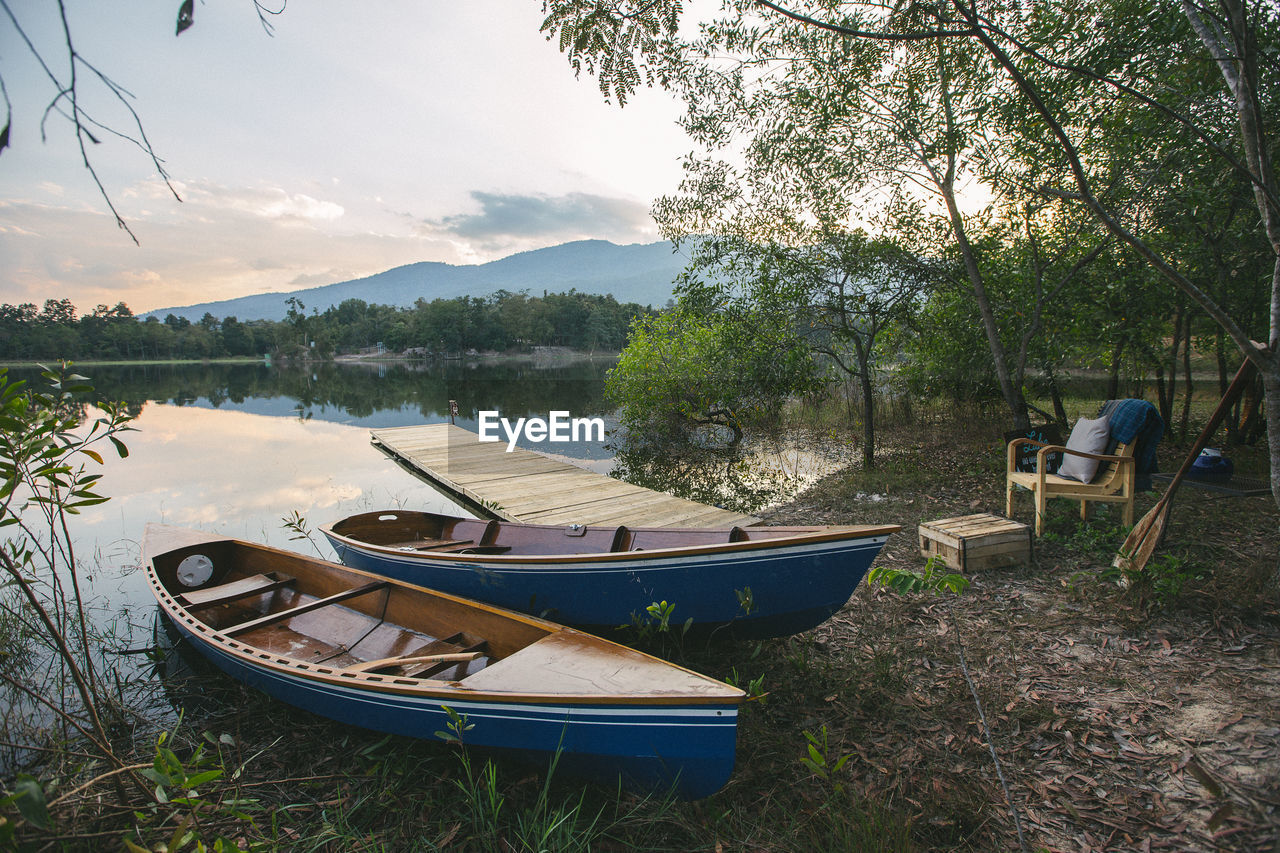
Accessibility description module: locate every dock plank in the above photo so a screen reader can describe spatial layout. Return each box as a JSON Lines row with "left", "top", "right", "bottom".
{"left": 371, "top": 424, "right": 759, "bottom": 528}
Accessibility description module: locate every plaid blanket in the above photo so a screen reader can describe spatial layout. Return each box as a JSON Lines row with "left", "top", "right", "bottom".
{"left": 1097, "top": 398, "right": 1164, "bottom": 491}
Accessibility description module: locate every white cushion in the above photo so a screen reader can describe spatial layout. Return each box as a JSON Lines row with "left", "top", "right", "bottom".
{"left": 1056, "top": 416, "right": 1110, "bottom": 482}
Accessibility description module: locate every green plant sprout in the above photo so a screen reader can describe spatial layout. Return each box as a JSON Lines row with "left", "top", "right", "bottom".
{"left": 280, "top": 510, "right": 325, "bottom": 557}
{"left": 868, "top": 556, "right": 969, "bottom": 596}
{"left": 799, "top": 725, "right": 852, "bottom": 793}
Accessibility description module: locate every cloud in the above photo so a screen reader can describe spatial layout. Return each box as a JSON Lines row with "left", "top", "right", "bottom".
{"left": 0, "top": 185, "right": 660, "bottom": 314}
{"left": 151, "top": 180, "right": 346, "bottom": 224}
{"left": 0, "top": 196, "right": 456, "bottom": 313}
{"left": 421, "top": 191, "right": 655, "bottom": 247}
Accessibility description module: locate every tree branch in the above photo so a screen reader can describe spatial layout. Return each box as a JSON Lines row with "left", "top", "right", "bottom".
{"left": 753, "top": 0, "right": 975, "bottom": 41}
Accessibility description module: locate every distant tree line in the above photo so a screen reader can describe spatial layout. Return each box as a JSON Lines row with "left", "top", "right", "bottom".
{"left": 0, "top": 291, "right": 655, "bottom": 361}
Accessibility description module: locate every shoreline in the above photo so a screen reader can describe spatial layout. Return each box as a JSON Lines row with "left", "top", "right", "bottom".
{"left": 0, "top": 347, "right": 620, "bottom": 370}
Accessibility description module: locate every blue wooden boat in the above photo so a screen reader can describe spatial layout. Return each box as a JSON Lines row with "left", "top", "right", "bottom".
{"left": 144, "top": 524, "right": 744, "bottom": 798}
{"left": 320, "top": 511, "right": 899, "bottom": 638}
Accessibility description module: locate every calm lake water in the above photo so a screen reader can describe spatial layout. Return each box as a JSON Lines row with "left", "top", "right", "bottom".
{"left": 6, "top": 358, "right": 620, "bottom": 645}
{"left": 6, "top": 355, "right": 857, "bottom": 688}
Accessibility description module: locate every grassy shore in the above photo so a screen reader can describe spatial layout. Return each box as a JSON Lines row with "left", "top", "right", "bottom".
{"left": 4, "top": 399, "right": 1278, "bottom": 851}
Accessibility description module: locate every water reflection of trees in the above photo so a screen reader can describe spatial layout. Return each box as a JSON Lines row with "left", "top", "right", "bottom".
{"left": 609, "top": 429, "right": 837, "bottom": 515}
{"left": 6, "top": 360, "right": 615, "bottom": 424}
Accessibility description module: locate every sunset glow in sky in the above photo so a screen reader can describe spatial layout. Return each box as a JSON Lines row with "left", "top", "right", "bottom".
{"left": 0, "top": 2, "right": 689, "bottom": 314}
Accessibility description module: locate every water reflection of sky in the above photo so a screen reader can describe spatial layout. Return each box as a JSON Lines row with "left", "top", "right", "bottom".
{"left": 71, "top": 402, "right": 473, "bottom": 632}
{"left": 179, "top": 395, "right": 621, "bottom": 461}
{"left": 8, "top": 363, "right": 625, "bottom": 731}
{"left": 86, "top": 402, "right": 470, "bottom": 554}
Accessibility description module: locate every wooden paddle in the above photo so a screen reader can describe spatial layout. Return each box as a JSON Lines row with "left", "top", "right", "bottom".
{"left": 349, "top": 651, "right": 483, "bottom": 673}
{"left": 1115, "top": 358, "right": 1258, "bottom": 573}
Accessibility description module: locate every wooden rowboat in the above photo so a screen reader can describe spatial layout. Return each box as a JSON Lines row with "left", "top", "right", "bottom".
{"left": 321, "top": 511, "right": 900, "bottom": 638}
{"left": 144, "top": 524, "right": 744, "bottom": 798}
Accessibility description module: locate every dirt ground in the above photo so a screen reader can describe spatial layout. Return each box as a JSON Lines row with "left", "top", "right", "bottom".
{"left": 751, "top": 423, "right": 1280, "bottom": 852}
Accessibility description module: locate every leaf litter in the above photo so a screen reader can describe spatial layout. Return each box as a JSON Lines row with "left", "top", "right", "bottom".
{"left": 752, "top": 422, "right": 1280, "bottom": 852}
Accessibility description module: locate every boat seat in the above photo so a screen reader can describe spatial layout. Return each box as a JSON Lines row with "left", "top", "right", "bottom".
{"left": 399, "top": 632, "right": 489, "bottom": 679}
{"left": 444, "top": 519, "right": 500, "bottom": 545}
{"left": 626, "top": 528, "right": 737, "bottom": 551}
{"left": 490, "top": 524, "right": 621, "bottom": 555}
{"left": 223, "top": 581, "right": 389, "bottom": 637}
{"left": 177, "top": 572, "right": 295, "bottom": 610}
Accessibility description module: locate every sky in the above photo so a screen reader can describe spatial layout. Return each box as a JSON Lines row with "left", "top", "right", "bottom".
{"left": 0, "top": 1, "right": 691, "bottom": 314}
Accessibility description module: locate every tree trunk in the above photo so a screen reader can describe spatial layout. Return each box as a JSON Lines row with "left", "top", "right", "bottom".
{"left": 1219, "top": 330, "right": 1241, "bottom": 442}
{"left": 1163, "top": 300, "right": 1185, "bottom": 426}
{"left": 1047, "top": 367, "right": 1068, "bottom": 428}
{"left": 941, "top": 187, "right": 1029, "bottom": 430}
{"left": 849, "top": 336, "right": 877, "bottom": 468}
{"left": 1181, "top": 310, "right": 1194, "bottom": 440}
{"left": 1241, "top": 369, "right": 1266, "bottom": 443}
{"left": 1157, "top": 363, "right": 1173, "bottom": 428}
{"left": 860, "top": 370, "right": 876, "bottom": 469}
{"left": 1264, "top": 365, "right": 1280, "bottom": 593}
{"left": 1107, "top": 340, "right": 1123, "bottom": 401}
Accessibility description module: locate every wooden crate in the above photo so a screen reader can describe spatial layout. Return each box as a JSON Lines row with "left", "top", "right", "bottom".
{"left": 918, "top": 513, "right": 1031, "bottom": 572}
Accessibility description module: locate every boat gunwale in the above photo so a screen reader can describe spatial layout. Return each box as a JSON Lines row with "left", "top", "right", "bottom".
{"left": 321, "top": 512, "right": 900, "bottom": 565}
{"left": 144, "top": 527, "right": 745, "bottom": 708}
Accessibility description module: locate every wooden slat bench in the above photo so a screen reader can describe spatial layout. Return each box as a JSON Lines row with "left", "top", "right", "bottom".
{"left": 178, "top": 572, "right": 295, "bottom": 610}
{"left": 223, "top": 581, "right": 389, "bottom": 637}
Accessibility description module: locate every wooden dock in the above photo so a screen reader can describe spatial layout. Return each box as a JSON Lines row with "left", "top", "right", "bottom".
{"left": 371, "top": 423, "right": 760, "bottom": 528}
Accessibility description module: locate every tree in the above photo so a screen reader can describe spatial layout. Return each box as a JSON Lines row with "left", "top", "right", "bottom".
{"left": 0, "top": 2, "right": 285, "bottom": 242}
{"left": 0, "top": 366, "right": 136, "bottom": 782}
{"left": 606, "top": 309, "right": 817, "bottom": 447}
{"left": 538, "top": 0, "right": 1280, "bottom": 576}
{"left": 674, "top": 228, "right": 933, "bottom": 466}
{"left": 220, "top": 316, "right": 253, "bottom": 356}
{"left": 615, "top": 0, "right": 1117, "bottom": 430}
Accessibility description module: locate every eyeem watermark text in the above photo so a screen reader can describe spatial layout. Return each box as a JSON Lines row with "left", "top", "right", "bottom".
{"left": 477, "top": 411, "right": 605, "bottom": 452}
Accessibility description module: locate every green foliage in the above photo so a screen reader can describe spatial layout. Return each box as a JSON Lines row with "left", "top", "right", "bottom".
{"left": 448, "top": 749, "right": 614, "bottom": 853}
{"left": 0, "top": 364, "right": 156, "bottom": 847}
{"left": 539, "top": 0, "right": 679, "bottom": 105}
{"left": 799, "top": 725, "right": 853, "bottom": 791}
{"left": 434, "top": 705, "right": 474, "bottom": 745}
{"left": 1098, "top": 552, "right": 1211, "bottom": 612}
{"left": 1, "top": 774, "right": 50, "bottom": 831}
{"left": 0, "top": 364, "right": 134, "bottom": 742}
{"left": 724, "top": 667, "right": 767, "bottom": 701}
{"left": 869, "top": 557, "right": 970, "bottom": 597}
{"left": 124, "top": 728, "right": 266, "bottom": 853}
{"left": 0, "top": 290, "right": 655, "bottom": 362}
{"left": 606, "top": 309, "right": 817, "bottom": 446}
{"left": 1042, "top": 517, "right": 1127, "bottom": 561}
{"left": 437, "top": 707, "right": 615, "bottom": 853}
{"left": 280, "top": 510, "right": 325, "bottom": 557}
{"left": 668, "top": 228, "right": 937, "bottom": 465}
{"left": 624, "top": 599, "right": 693, "bottom": 643}
{"left": 542, "top": 0, "right": 1280, "bottom": 465}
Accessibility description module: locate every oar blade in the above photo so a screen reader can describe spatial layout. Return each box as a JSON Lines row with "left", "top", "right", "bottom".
{"left": 1114, "top": 502, "right": 1170, "bottom": 572}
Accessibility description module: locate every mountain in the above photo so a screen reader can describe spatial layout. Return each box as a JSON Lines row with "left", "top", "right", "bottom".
{"left": 143, "top": 240, "right": 688, "bottom": 322}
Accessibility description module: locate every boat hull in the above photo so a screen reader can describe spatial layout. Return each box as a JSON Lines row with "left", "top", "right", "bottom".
{"left": 144, "top": 526, "right": 744, "bottom": 799}
{"left": 324, "top": 532, "right": 891, "bottom": 638}
{"left": 166, "top": 615, "right": 737, "bottom": 797}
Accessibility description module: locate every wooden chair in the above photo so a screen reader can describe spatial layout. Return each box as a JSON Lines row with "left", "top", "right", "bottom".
{"left": 1006, "top": 438, "right": 1137, "bottom": 536}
